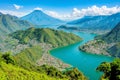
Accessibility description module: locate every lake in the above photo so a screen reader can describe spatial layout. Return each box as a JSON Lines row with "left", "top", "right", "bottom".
{"left": 50, "top": 32, "right": 113, "bottom": 80}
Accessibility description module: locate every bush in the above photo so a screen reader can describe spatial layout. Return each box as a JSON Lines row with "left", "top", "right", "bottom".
{"left": 1, "top": 52, "right": 15, "bottom": 64}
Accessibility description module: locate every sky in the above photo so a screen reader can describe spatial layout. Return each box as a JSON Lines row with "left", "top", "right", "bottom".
{"left": 0, "top": 0, "right": 120, "bottom": 20}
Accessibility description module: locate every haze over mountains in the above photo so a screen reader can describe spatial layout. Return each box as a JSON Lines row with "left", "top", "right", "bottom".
{"left": 65, "top": 12, "right": 120, "bottom": 31}
{"left": 1, "top": 9, "right": 120, "bottom": 34}
{"left": 0, "top": 13, "right": 34, "bottom": 35}
{"left": 0, "top": 10, "right": 65, "bottom": 36}
{"left": 21, "top": 10, "right": 64, "bottom": 26}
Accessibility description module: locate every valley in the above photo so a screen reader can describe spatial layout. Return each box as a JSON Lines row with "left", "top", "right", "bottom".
{"left": 0, "top": 24, "right": 87, "bottom": 80}
{"left": 0, "top": 2, "right": 120, "bottom": 79}
{"left": 50, "top": 32, "right": 113, "bottom": 80}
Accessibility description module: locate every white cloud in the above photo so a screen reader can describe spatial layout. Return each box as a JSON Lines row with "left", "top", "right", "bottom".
{"left": 0, "top": 10, "right": 28, "bottom": 17}
{"left": 13, "top": 4, "right": 23, "bottom": 10}
{"left": 1, "top": 5, "right": 120, "bottom": 20}
{"left": 44, "top": 5, "right": 120, "bottom": 20}
{"left": 34, "top": 7, "right": 43, "bottom": 11}
{"left": 45, "top": 10, "right": 60, "bottom": 18}
{"left": 45, "top": 10, "right": 72, "bottom": 20}
{"left": 72, "top": 5, "right": 120, "bottom": 18}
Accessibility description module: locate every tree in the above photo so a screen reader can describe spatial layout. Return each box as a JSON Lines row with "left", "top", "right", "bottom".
{"left": 1, "top": 52, "right": 15, "bottom": 64}
{"left": 97, "top": 59, "right": 120, "bottom": 80}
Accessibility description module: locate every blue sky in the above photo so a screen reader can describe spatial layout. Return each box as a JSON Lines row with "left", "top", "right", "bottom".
{"left": 0, "top": 0, "right": 120, "bottom": 11}
{"left": 0, "top": 0, "right": 120, "bottom": 20}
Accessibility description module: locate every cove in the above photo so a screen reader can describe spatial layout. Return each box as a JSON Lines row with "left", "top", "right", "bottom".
{"left": 50, "top": 32, "right": 113, "bottom": 80}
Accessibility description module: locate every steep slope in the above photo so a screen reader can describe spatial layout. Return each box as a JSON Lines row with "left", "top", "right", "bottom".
{"left": 97, "top": 13, "right": 120, "bottom": 30}
{"left": 10, "top": 27, "right": 82, "bottom": 47}
{"left": 102, "top": 22, "right": 120, "bottom": 57}
{"left": 80, "top": 22, "right": 120, "bottom": 57}
{"left": 67, "top": 13, "right": 120, "bottom": 30}
{"left": 101, "top": 22, "right": 120, "bottom": 43}
{"left": 108, "top": 42, "right": 120, "bottom": 57}
{"left": 0, "top": 13, "right": 34, "bottom": 35}
{"left": 0, "top": 13, "right": 34, "bottom": 53}
{"left": 21, "top": 10, "right": 64, "bottom": 26}
{"left": 0, "top": 61, "right": 87, "bottom": 80}
{"left": 0, "top": 52, "right": 87, "bottom": 80}
{"left": 14, "top": 46, "right": 43, "bottom": 65}
{"left": 68, "top": 16, "right": 107, "bottom": 29}
{"left": 0, "top": 62, "right": 63, "bottom": 80}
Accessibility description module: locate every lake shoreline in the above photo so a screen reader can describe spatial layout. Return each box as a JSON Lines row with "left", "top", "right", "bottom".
{"left": 50, "top": 32, "right": 114, "bottom": 80}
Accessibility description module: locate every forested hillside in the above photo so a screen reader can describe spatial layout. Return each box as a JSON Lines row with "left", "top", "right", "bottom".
{"left": 10, "top": 27, "right": 82, "bottom": 47}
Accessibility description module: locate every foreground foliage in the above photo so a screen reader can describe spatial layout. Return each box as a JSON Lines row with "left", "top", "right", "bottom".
{"left": 0, "top": 62, "right": 65, "bottom": 80}
{"left": 0, "top": 52, "right": 87, "bottom": 80}
{"left": 97, "top": 59, "right": 120, "bottom": 80}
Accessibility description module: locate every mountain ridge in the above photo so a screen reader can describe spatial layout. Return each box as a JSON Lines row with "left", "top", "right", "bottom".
{"left": 0, "top": 12, "right": 34, "bottom": 35}
{"left": 67, "top": 12, "right": 120, "bottom": 30}
{"left": 10, "top": 27, "right": 82, "bottom": 47}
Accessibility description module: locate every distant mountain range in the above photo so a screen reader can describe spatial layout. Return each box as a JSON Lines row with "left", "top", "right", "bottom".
{"left": 1, "top": 10, "right": 120, "bottom": 34}
{"left": 0, "top": 12, "right": 34, "bottom": 35}
{"left": 67, "top": 12, "right": 120, "bottom": 30}
{"left": 0, "top": 11, "right": 65, "bottom": 36}
{"left": 21, "top": 10, "right": 64, "bottom": 26}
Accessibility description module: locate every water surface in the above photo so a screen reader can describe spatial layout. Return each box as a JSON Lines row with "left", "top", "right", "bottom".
{"left": 50, "top": 32, "right": 113, "bottom": 80}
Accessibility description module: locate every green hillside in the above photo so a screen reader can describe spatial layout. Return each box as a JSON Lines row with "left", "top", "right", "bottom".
{"left": 0, "top": 13, "right": 34, "bottom": 35}
{"left": 10, "top": 27, "right": 82, "bottom": 47}
{"left": 97, "top": 59, "right": 120, "bottom": 80}
{"left": 14, "top": 46, "right": 43, "bottom": 69}
{"left": 0, "top": 17, "right": 86, "bottom": 80}
{"left": 0, "top": 52, "right": 87, "bottom": 80}
{"left": 0, "top": 58, "right": 68, "bottom": 80}
{"left": 80, "top": 22, "right": 120, "bottom": 57}
{"left": 0, "top": 62, "right": 64, "bottom": 80}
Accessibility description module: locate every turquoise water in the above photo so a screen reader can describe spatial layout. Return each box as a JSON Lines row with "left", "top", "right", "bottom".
{"left": 50, "top": 32, "right": 113, "bottom": 80}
